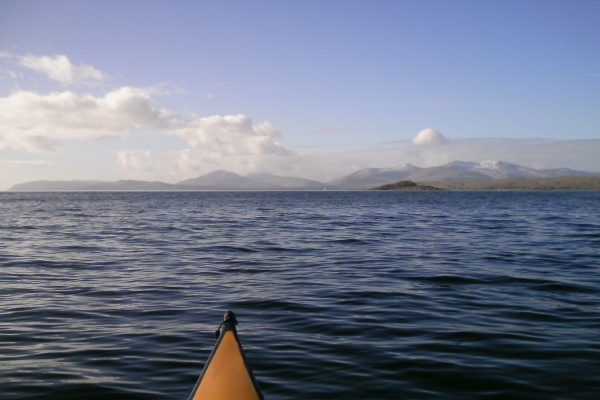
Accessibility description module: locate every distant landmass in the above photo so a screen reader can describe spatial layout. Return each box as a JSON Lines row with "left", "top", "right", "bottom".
{"left": 426, "top": 176, "right": 600, "bottom": 191}
{"left": 8, "top": 171, "right": 326, "bottom": 191}
{"left": 370, "top": 181, "right": 442, "bottom": 191}
{"left": 175, "top": 170, "right": 324, "bottom": 190}
{"left": 8, "top": 160, "right": 600, "bottom": 191}
{"left": 9, "top": 180, "right": 193, "bottom": 191}
{"left": 330, "top": 160, "right": 596, "bottom": 189}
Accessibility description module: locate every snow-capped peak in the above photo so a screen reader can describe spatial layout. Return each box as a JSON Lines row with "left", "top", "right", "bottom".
{"left": 478, "top": 160, "right": 518, "bottom": 170}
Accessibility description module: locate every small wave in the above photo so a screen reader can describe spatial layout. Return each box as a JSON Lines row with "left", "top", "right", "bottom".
{"left": 58, "top": 245, "right": 103, "bottom": 252}
{"left": 329, "top": 238, "right": 368, "bottom": 244}
{"left": 533, "top": 282, "right": 598, "bottom": 294}
{"left": 219, "top": 266, "right": 271, "bottom": 275}
{"left": 0, "top": 225, "right": 38, "bottom": 231}
{"left": 265, "top": 246, "right": 295, "bottom": 252}
{"left": 206, "top": 245, "right": 258, "bottom": 253}
{"left": 502, "top": 310, "right": 570, "bottom": 323}
{"left": 406, "top": 275, "right": 488, "bottom": 284}
{"left": 231, "top": 298, "right": 322, "bottom": 314}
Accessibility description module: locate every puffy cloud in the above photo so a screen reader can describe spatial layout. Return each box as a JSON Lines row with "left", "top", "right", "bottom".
{"left": 412, "top": 128, "right": 448, "bottom": 145}
{"left": 169, "top": 114, "right": 291, "bottom": 156}
{"left": 0, "top": 87, "right": 174, "bottom": 153}
{"left": 19, "top": 54, "right": 108, "bottom": 84}
{"left": 118, "top": 150, "right": 155, "bottom": 171}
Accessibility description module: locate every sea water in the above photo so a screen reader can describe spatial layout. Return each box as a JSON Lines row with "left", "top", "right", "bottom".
{"left": 1, "top": 191, "right": 599, "bottom": 399}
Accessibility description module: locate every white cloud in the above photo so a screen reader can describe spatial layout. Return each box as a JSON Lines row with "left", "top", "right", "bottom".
{"left": 0, "top": 87, "right": 174, "bottom": 153}
{"left": 118, "top": 150, "right": 155, "bottom": 171}
{"left": 19, "top": 54, "right": 108, "bottom": 84}
{"left": 412, "top": 128, "right": 448, "bottom": 145}
{"left": 169, "top": 114, "right": 291, "bottom": 156}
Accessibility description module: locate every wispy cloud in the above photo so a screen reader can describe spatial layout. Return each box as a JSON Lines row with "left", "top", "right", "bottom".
{"left": 2, "top": 69, "right": 23, "bottom": 80}
{"left": 307, "top": 128, "right": 356, "bottom": 135}
{"left": 0, "top": 160, "right": 53, "bottom": 166}
{"left": 18, "top": 54, "right": 109, "bottom": 85}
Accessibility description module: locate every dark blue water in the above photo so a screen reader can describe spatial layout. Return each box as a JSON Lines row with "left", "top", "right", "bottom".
{"left": 1, "top": 191, "right": 599, "bottom": 399}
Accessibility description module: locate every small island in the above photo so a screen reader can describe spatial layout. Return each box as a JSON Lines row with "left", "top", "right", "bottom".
{"left": 370, "top": 181, "right": 442, "bottom": 191}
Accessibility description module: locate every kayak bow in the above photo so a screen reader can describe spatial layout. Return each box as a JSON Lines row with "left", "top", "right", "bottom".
{"left": 188, "top": 311, "right": 264, "bottom": 400}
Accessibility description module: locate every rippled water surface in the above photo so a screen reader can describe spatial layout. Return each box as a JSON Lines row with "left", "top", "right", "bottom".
{"left": 1, "top": 191, "right": 599, "bottom": 399}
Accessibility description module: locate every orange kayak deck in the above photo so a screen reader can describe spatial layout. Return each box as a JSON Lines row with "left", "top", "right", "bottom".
{"left": 188, "top": 311, "right": 264, "bottom": 400}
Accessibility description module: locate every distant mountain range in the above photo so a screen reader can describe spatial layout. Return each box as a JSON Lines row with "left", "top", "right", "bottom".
{"left": 330, "top": 160, "right": 596, "bottom": 189}
{"left": 8, "top": 160, "right": 598, "bottom": 191}
{"left": 176, "top": 170, "right": 325, "bottom": 190}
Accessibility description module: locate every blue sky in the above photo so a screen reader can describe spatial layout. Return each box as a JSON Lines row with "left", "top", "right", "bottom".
{"left": 1, "top": 0, "right": 599, "bottom": 189}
